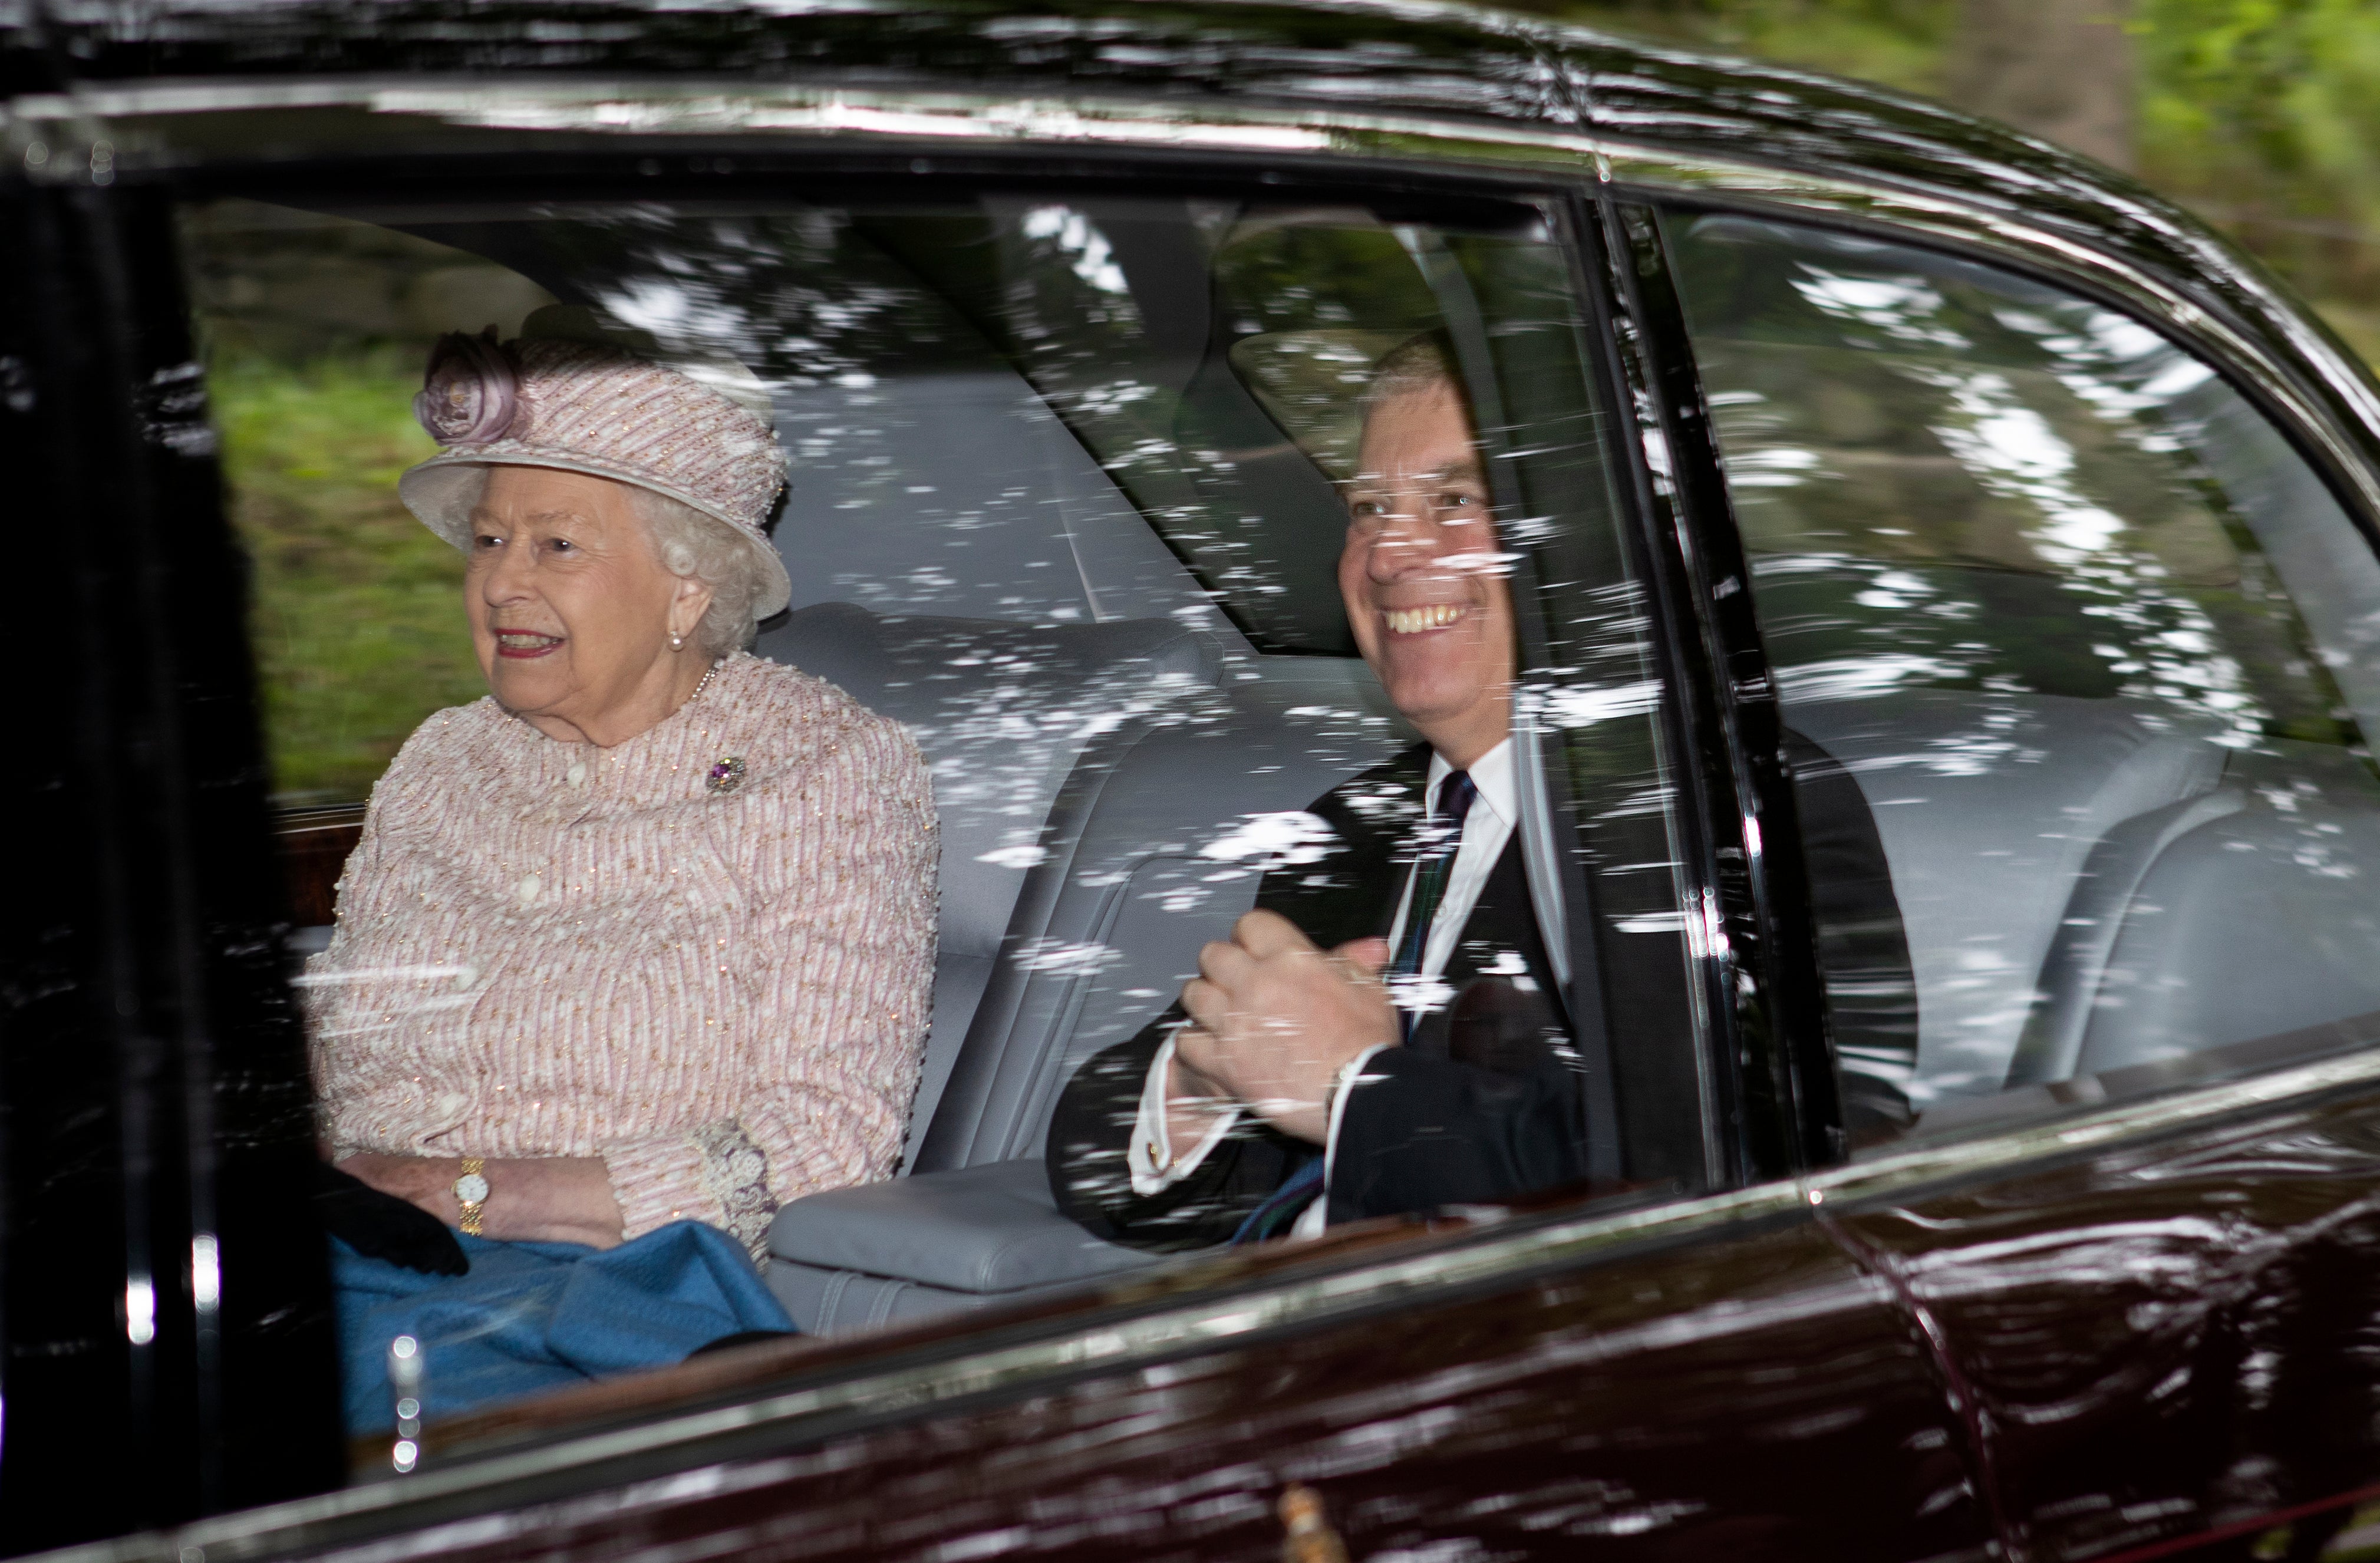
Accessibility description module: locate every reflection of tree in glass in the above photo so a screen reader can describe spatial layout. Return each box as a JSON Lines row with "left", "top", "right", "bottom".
{"left": 1212, "top": 223, "right": 1443, "bottom": 480}
{"left": 522, "top": 209, "right": 982, "bottom": 382}
{"left": 1690, "top": 238, "right": 2361, "bottom": 754}
{"left": 1227, "top": 330, "right": 1408, "bottom": 481}
{"left": 1216, "top": 221, "right": 1440, "bottom": 337}
{"left": 875, "top": 206, "right": 1458, "bottom": 654}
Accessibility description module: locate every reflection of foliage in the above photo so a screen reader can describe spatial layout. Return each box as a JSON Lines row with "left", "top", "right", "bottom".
{"left": 1214, "top": 222, "right": 1443, "bottom": 339}
{"left": 1548, "top": 0, "right": 1954, "bottom": 103}
{"left": 209, "top": 348, "right": 485, "bottom": 804}
{"left": 521, "top": 207, "right": 987, "bottom": 383}
{"left": 1228, "top": 330, "right": 1409, "bottom": 479}
{"left": 1679, "top": 217, "right": 2362, "bottom": 751}
{"left": 1210, "top": 222, "right": 1444, "bottom": 477}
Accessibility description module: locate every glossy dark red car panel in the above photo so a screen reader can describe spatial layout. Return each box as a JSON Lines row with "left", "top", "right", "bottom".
{"left": 1839, "top": 1086, "right": 2380, "bottom": 1561}
{"left": 357, "top": 1218, "right": 1986, "bottom": 1563}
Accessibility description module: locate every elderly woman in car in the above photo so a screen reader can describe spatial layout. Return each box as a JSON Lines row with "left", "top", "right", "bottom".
{"left": 304, "top": 311, "right": 936, "bottom": 1427}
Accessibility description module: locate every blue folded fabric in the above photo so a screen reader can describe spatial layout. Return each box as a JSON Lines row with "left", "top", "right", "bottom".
{"left": 334, "top": 1219, "right": 795, "bottom": 1437}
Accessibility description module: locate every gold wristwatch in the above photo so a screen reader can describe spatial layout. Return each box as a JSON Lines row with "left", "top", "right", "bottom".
{"left": 452, "top": 1157, "right": 489, "bottom": 1236}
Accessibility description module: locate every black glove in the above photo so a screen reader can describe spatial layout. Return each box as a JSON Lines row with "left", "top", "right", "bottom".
{"left": 314, "top": 1162, "right": 469, "bottom": 1277}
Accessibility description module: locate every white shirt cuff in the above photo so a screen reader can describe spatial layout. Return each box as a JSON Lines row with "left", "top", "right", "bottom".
{"left": 1291, "top": 1043, "right": 1395, "bottom": 1240}
{"left": 1127, "top": 1035, "right": 1241, "bottom": 1197}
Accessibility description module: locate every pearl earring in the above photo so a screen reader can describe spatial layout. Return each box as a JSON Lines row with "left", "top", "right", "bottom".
{"left": 670, "top": 632, "right": 684, "bottom": 651}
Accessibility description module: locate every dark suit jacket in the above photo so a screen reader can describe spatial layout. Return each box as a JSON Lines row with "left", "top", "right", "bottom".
{"left": 1046, "top": 743, "right": 1589, "bottom": 1251}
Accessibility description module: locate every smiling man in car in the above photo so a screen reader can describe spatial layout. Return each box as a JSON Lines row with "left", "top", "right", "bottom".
{"left": 1048, "top": 335, "right": 1590, "bottom": 1250}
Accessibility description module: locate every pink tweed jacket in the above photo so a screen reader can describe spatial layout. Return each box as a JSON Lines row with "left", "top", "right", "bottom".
{"left": 304, "top": 653, "right": 937, "bottom": 1257}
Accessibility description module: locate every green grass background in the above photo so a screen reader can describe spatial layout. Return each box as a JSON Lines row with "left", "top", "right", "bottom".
{"left": 214, "top": 347, "right": 488, "bottom": 805}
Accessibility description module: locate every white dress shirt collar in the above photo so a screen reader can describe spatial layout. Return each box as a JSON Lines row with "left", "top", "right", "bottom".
{"left": 1426, "top": 737, "right": 1515, "bottom": 828}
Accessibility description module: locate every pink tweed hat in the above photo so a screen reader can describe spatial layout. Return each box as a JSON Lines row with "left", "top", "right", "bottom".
{"left": 397, "top": 309, "right": 792, "bottom": 618}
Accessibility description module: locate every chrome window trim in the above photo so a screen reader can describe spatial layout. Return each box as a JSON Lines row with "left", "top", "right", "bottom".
{"left": 5, "top": 78, "right": 1326, "bottom": 160}
{"left": 17, "top": 79, "right": 2380, "bottom": 1561}
{"left": 1807, "top": 1040, "right": 2380, "bottom": 1211}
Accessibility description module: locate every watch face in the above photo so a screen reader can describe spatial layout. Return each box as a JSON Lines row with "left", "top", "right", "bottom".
{"left": 453, "top": 1172, "right": 490, "bottom": 1205}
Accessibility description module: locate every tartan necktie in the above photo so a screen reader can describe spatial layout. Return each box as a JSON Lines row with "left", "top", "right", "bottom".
{"left": 1390, "top": 769, "right": 1478, "bottom": 982}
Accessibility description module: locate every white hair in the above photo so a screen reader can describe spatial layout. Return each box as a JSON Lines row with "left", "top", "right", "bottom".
{"left": 629, "top": 487, "right": 767, "bottom": 658}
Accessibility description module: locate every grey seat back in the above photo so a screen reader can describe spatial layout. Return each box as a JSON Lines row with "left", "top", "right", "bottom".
{"left": 763, "top": 657, "right": 1404, "bottom": 1333}
{"left": 1786, "top": 690, "right": 2227, "bottom": 1102}
{"left": 2068, "top": 740, "right": 2380, "bottom": 1076}
{"left": 756, "top": 601, "right": 1224, "bottom": 1156}
{"left": 914, "top": 660, "right": 1410, "bottom": 1172}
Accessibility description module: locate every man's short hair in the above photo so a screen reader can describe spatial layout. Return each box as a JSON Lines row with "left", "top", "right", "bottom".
{"left": 1364, "top": 331, "right": 1459, "bottom": 411}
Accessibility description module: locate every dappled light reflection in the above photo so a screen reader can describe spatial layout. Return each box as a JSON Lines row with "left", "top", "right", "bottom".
{"left": 1673, "top": 213, "right": 2380, "bottom": 1126}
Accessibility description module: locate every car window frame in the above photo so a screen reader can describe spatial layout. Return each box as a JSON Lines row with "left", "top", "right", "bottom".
{"left": 1616, "top": 176, "right": 2380, "bottom": 1166}
{"left": 1585, "top": 194, "right": 1845, "bottom": 1187}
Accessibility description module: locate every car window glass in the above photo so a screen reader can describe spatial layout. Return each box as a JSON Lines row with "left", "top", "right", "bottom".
{"left": 182, "top": 203, "right": 546, "bottom": 810}
{"left": 1666, "top": 210, "right": 2380, "bottom": 1147}
{"left": 838, "top": 205, "right": 1458, "bottom": 656}
{"left": 179, "top": 187, "right": 1695, "bottom": 1449}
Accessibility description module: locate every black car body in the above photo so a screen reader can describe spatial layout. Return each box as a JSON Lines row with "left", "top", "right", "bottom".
{"left": 9, "top": 2, "right": 2380, "bottom": 1559}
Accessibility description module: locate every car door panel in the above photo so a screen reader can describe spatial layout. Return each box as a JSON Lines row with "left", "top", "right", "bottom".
{"left": 324, "top": 1212, "right": 1987, "bottom": 1563}
{"left": 1834, "top": 1087, "right": 2380, "bottom": 1561}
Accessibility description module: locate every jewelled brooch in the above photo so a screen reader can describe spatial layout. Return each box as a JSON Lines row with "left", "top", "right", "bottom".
{"left": 706, "top": 756, "right": 745, "bottom": 796}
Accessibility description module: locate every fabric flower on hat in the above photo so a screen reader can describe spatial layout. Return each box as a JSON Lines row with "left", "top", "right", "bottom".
{"left": 395, "top": 308, "right": 793, "bottom": 619}
{"left": 414, "top": 327, "right": 520, "bottom": 446}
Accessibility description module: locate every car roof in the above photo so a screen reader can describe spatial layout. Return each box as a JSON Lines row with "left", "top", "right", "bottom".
{"left": 0, "top": 0, "right": 2271, "bottom": 276}
{"left": 0, "top": 0, "right": 2159, "bottom": 193}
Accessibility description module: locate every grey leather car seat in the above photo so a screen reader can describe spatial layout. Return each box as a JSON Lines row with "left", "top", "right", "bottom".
{"left": 754, "top": 600, "right": 1227, "bottom": 1146}
{"left": 760, "top": 633, "right": 1406, "bottom": 1333}
{"left": 2049, "top": 740, "right": 2380, "bottom": 1078}
{"left": 1802, "top": 688, "right": 2380, "bottom": 1103}
{"left": 1786, "top": 690, "right": 2233, "bottom": 1101}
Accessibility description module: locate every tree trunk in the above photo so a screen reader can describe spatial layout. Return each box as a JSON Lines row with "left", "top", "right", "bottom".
{"left": 1947, "top": 0, "right": 2135, "bottom": 172}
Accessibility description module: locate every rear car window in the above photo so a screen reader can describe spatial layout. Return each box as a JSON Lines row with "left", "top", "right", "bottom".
{"left": 1666, "top": 210, "right": 2380, "bottom": 1144}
